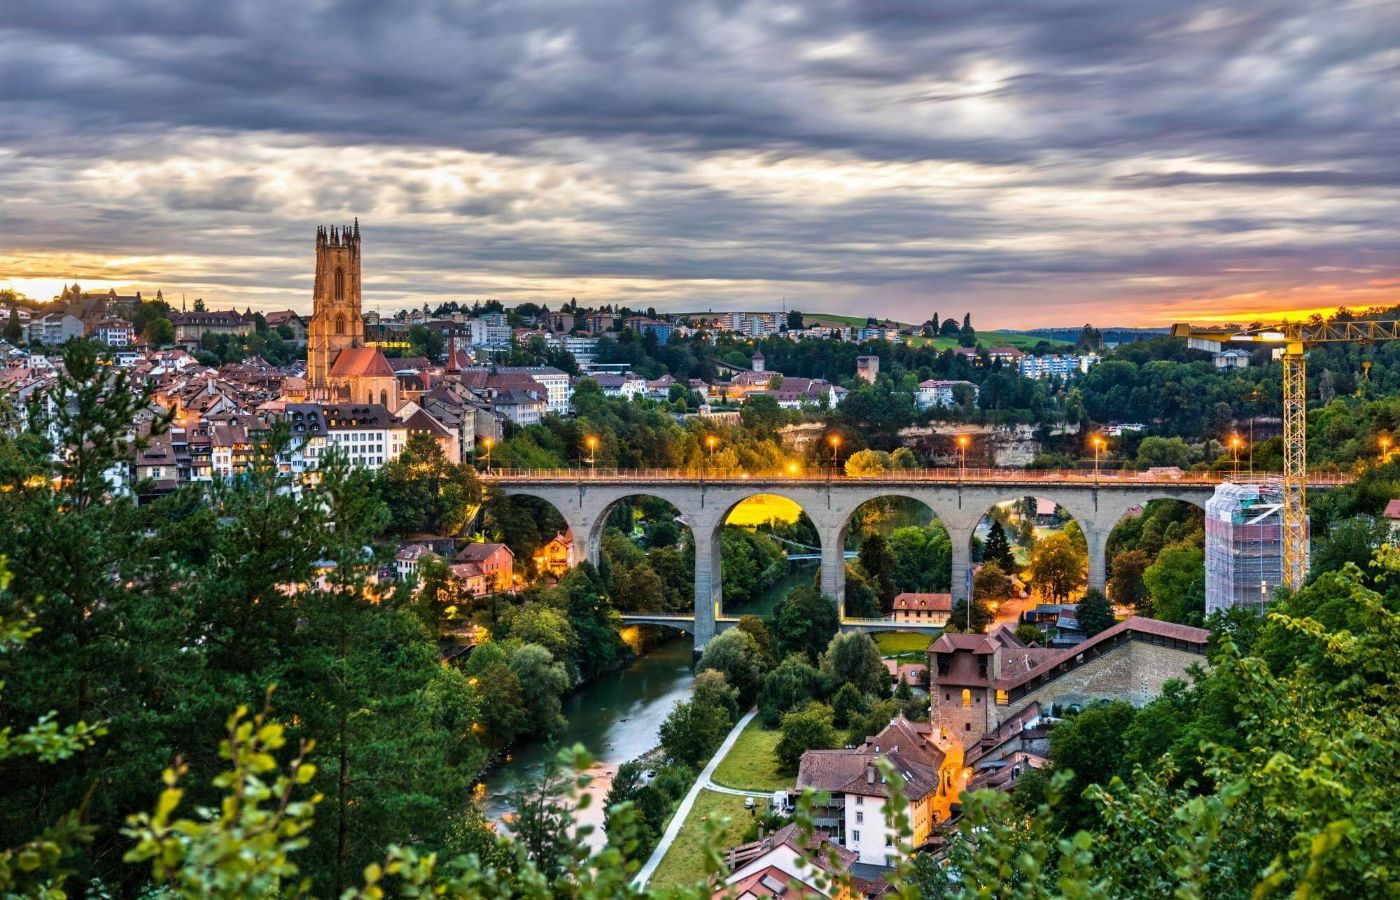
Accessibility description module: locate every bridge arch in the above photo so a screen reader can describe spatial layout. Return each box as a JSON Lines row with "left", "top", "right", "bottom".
{"left": 713, "top": 491, "right": 824, "bottom": 621}
{"left": 1103, "top": 497, "right": 1207, "bottom": 611}
{"left": 587, "top": 493, "right": 695, "bottom": 617}
{"left": 963, "top": 495, "right": 1093, "bottom": 631}
{"left": 838, "top": 493, "right": 951, "bottom": 620}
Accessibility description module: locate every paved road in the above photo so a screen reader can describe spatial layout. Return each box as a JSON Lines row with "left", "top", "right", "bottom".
{"left": 633, "top": 707, "right": 760, "bottom": 889}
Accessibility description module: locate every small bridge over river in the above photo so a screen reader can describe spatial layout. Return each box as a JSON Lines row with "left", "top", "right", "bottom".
{"left": 488, "top": 468, "right": 1346, "bottom": 649}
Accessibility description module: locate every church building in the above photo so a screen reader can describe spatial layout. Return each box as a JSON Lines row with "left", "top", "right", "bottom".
{"left": 306, "top": 221, "right": 401, "bottom": 412}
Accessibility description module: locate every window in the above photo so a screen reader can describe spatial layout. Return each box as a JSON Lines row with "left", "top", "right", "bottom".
{"left": 996, "top": 689, "right": 1009, "bottom": 705}
{"left": 961, "top": 689, "right": 972, "bottom": 709}
{"left": 856, "top": 811, "right": 864, "bottom": 824}
{"left": 854, "top": 795, "right": 862, "bottom": 805}
{"left": 852, "top": 830, "right": 860, "bottom": 843}
{"left": 335, "top": 314, "right": 346, "bottom": 336}
{"left": 335, "top": 267, "right": 345, "bottom": 302}
{"left": 965, "top": 722, "right": 972, "bottom": 731}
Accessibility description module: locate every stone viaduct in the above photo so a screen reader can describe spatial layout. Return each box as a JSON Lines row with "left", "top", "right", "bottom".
{"left": 489, "top": 469, "right": 1252, "bottom": 649}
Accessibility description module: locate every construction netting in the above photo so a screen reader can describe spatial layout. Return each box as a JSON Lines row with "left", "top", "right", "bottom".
{"left": 1204, "top": 481, "right": 1300, "bottom": 616}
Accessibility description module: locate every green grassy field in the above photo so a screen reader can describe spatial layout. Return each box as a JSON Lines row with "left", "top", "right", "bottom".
{"left": 649, "top": 790, "right": 753, "bottom": 888}
{"left": 906, "top": 331, "right": 1071, "bottom": 351}
{"left": 711, "top": 718, "right": 788, "bottom": 792}
{"left": 874, "top": 631, "right": 934, "bottom": 657}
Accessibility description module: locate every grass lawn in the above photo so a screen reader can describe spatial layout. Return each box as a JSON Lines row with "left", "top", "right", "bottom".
{"left": 649, "top": 790, "right": 753, "bottom": 889}
{"left": 874, "top": 631, "right": 934, "bottom": 657}
{"left": 711, "top": 718, "right": 788, "bottom": 792}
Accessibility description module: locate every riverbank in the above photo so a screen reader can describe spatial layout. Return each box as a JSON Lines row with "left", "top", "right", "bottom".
{"left": 477, "top": 636, "right": 696, "bottom": 831}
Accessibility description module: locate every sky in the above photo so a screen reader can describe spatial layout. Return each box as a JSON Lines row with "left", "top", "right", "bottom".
{"left": 1, "top": 1, "right": 1398, "bottom": 328}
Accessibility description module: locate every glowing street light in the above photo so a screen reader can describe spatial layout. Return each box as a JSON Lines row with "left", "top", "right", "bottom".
{"left": 1381, "top": 435, "right": 1392, "bottom": 463}
{"left": 786, "top": 461, "right": 799, "bottom": 477}
{"left": 585, "top": 435, "right": 598, "bottom": 478}
{"left": 482, "top": 436, "right": 494, "bottom": 474}
{"left": 1230, "top": 435, "right": 1243, "bottom": 480}
{"left": 829, "top": 434, "right": 842, "bottom": 479}
{"left": 1092, "top": 435, "right": 1105, "bottom": 480}
{"left": 957, "top": 434, "right": 969, "bottom": 480}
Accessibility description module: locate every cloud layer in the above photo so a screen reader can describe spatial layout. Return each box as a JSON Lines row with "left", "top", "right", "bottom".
{"left": 1, "top": 0, "right": 1398, "bottom": 325}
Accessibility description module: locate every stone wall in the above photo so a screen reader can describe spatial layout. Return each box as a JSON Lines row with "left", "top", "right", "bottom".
{"left": 992, "top": 640, "right": 1204, "bottom": 730}
{"left": 897, "top": 423, "right": 1082, "bottom": 468}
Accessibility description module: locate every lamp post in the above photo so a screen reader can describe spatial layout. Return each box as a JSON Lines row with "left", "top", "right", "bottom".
{"left": 786, "top": 461, "right": 799, "bottom": 478}
{"left": 829, "top": 434, "right": 842, "bottom": 480}
{"left": 1382, "top": 435, "right": 1392, "bottom": 464}
{"left": 1092, "top": 435, "right": 1104, "bottom": 481}
{"left": 1230, "top": 435, "right": 1242, "bottom": 480}
{"left": 482, "top": 436, "right": 494, "bottom": 474}
{"left": 957, "top": 434, "right": 969, "bottom": 480}
{"left": 585, "top": 435, "right": 598, "bottom": 478}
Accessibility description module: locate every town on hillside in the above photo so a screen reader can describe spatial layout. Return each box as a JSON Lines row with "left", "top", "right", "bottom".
{"left": 3, "top": 223, "right": 1399, "bottom": 897}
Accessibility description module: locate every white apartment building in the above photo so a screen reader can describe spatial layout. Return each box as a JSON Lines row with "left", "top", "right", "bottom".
{"left": 491, "top": 365, "right": 572, "bottom": 414}
{"left": 322, "top": 403, "right": 408, "bottom": 470}
{"left": 916, "top": 379, "right": 978, "bottom": 410}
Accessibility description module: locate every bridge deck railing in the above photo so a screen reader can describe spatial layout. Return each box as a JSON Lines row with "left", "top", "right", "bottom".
{"left": 484, "top": 467, "right": 1349, "bottom": 486}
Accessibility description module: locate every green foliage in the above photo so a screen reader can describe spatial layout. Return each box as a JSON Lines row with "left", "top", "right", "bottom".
{"left": 1144, "top": 543, "right": 1206, "bottom": 625}
{"left": 1014, "top": 622, "right": 1047, "bottom": 645}
{"left": 757, "top": 653, "right": 824, "bottom": 728}
{"left": 1109, "top": 548, "right": 1152, "bottom": 611}
{"left": 830, "top": 683, "right": 869, "bottom": 730}
{"left": 142, "top": 316, "right": 175, "bottom": 347}
{"left": 1075, "top": 587, "right": 1116, "bottom": 637}
{"left": 659, "top": 693, "right": 733, "bottom": 770}
{"left": 776, "top": 703, "right": 838, "bottom": 772}
{"left": 972, "top": 560, "right": 1014, "bottom": 601}
{"left": 944, "top": 597, "right": 994, "bottom": 634}
{"left": 1030, "top": 531, "right": 1086, "bottom": 603}
{"left": 696, "top": 629, "right": 767, "bottom": 707}
{"left": 377, "top": 432, "right": 481, "bottom": 537}
{"left": 819, "top": 632, "right": 888, "bottom": 697}
{"left": 856, "top": 532, "right": 896, "bottom": 613}
{"left": 123, "top": 702, "right": 320, "bottom": 898}
{"left": 983, "top": 520, "right": 1015, "bottom": 571}
{"left": 771, "top": 585, "right": 840, "bottom": 662}
{"left": 888, "top": 522, "right": 952, "bottom": 593}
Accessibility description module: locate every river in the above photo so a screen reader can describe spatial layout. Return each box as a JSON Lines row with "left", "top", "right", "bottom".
{"left": 478, "top": 635, "right": 696, "bottom": 824}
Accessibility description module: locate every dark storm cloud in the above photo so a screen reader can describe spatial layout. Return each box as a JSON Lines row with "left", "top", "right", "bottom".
{"left": 0, "top": 0, "right": 1398, "bottom": 323}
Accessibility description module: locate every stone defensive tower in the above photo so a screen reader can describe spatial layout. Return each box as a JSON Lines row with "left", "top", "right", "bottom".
{"left": 306, "top": 220, "right": 364, "bottom": 388}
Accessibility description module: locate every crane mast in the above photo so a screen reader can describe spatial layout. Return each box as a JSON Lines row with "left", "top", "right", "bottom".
{"left": 1174, "top": 319, "right": 1400, "bottom": 590}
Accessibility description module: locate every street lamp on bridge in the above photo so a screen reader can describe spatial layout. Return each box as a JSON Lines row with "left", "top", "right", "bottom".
{"left": 481, "top": 436, "right": 494, "bottom": 474}
{"left": 585, "top": 435, "right": 598, "bottom": 478}
{"left": 957, "top": 434, "right": 969, "bottom": 480}
{"left": 1230, "top": 435, "right": 1243, "bottom": 480}
{"left": 1092, "top": 435, "right": 1105, "bottom": 481}
{"left": 829, "top": 434, "right": 842, "bottom": 480}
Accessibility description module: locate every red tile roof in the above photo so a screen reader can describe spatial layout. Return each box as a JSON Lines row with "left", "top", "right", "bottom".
{"left": 893, "top": 592, "right": 952, "bottom": 613}
{"left": 328, "top": 347, "right": 396, "bottom": 378}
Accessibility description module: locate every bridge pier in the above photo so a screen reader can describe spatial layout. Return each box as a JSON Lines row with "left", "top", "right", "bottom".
{"left": 820, "top": 533, "right": 847, "bottom": 618}
{"left": 950, "top": 529, "right": 972, "bottom": 606}
{"left": 693, "top": 529, "right": 720, "bottom": 653}
{"left": 1086, "top": 526, "right": 1109, "bottom": 595}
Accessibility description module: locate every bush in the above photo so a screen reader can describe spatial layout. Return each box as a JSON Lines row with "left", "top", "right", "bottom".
{"left": 776, "top": 702, "right": 838, "bottom": 772}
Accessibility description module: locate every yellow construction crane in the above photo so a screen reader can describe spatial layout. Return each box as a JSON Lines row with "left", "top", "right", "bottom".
{"left": 1172, "top": 320, "right": 1400, "bottom": 589}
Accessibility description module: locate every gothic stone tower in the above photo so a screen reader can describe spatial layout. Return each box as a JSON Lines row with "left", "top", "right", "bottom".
{"left": 306, "top": 221, "right": 364, "bottom": 388}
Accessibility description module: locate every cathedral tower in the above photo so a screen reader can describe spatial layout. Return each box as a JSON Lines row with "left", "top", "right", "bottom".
{"left": 306, "top": 220, "right": 364, "bottom": 387}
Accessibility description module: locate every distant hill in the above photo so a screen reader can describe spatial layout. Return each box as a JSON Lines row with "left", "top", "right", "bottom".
{"left": 1020, "top": 326, "right": 1170, "bottom": 345}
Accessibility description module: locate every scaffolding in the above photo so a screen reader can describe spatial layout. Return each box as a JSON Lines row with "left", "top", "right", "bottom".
{"left": 1205, "top": 481, "right": 1301, "bottom": 616}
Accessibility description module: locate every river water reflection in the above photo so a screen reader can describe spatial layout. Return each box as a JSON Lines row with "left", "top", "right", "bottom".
{"left": 479, "top": 636, "right": 695, "bottom": 822}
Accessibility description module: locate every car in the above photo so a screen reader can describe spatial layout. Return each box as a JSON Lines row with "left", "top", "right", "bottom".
{"left": 744, "top": 796, "right": 755, "bottom": 810}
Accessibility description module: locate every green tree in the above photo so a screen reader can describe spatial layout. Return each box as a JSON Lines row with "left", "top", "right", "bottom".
{"left": 1144, "top": 543, "right": 1206, "bottom": 625}
{"left": 776, "top": 703, "right": 838, "bottom": 772}
{"left": 508, "top": 643, "right": 571, "bottom": 737}
{"left": 143, "top": 316, "right": 175, "bottom": 346}
{"left": 972, "top": 561, "right": 1014, "bottom": 602}
{"left": 983, "top": 521, "right": 1015, "bottom": 571}
{"left": 758, "top": 653, "right": 823, "bottom": 727}
{"left": 1045, "top": 700, "right": 1136, "bottom": 831}
{"left": 819, "top": 632, "right": 888, "bottom": 697}
{"left": 958, "top": 312, "right": 976, "bottom": 348}
{"left": 736, "top": 614, "right": 775, "bottom": 667}
{"left": 1109, "top": 548, "right": 1152, "bottom": 612}
{"left": 771, "top": 586, "right": 839, "bottom": 662}
{"left": 3, "top": 307, "right": 20, "bottom": 344}
{"left": 1075, "top": 587, "right": 1115, "bottom": 637}
{"left": 856, "top": 532, "right": 896, "bottom": 612}
{"left": 1030, "top": 531, "right": 1086, "bottom": 603}
{"left": 945, "top": 597, "right": 994, "bottom": 634}
{"left": 377, "top": 433, "right": 482, "bottom": 537}
{"left": 1136, "top": 435, "right": 1192, "bottom": 469}
{"left": 659, "top": 694, "right": 733, "bottom": 769}
{"left": 843, "top": 448, "right": 891, "bottom": 477}
{"left": 830, "top": 683, "right": 869, "bottom": 730}
{"left": 696, "top": 629, "right": 767, "bottom": 707}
